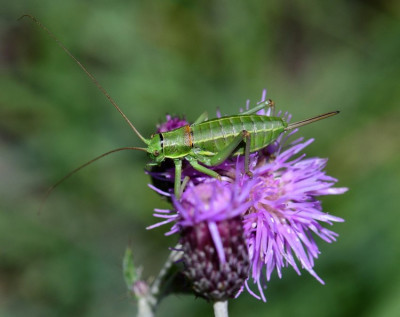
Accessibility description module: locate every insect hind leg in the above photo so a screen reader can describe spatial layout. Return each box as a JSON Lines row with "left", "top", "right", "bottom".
{"left": 195, "top": 130, "right": 253, "bottom": 176}
{"left": 241, "top": 99, "right": 275, "bottom": 116}
{"left": 243, "top": 131, "right": 253, "bottom": 177}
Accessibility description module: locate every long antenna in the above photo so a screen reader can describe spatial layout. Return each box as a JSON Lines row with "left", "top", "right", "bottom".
{"left": 286, "top": 111, "right": 340, "bottom": 131}
{"left": 39, "top": 146, "right": 147, "bottom": 213}
{"left": 19, "top": 14, "right": 149, "bottom": 145}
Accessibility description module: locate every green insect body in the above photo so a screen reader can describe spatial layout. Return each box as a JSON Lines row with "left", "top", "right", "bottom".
{"left": 191, "top": 115, "right": 286, "bottom": 155}
{"left": 149, "top": 114, "right": 285, "bottom": 162}
{"left": 23, "top": 15, "right": 339, "bottom": 204}
{"left": 146, "top": 102, "right": 339, "bottom": 198}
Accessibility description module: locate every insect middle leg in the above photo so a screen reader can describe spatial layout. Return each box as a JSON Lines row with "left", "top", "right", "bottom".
{"left": 176, "top": 131, "right": 253, "bottom": 198}
{"left": 173, "top": 158, "right": 220, "bottom": 199}
{"left": 170, "top": 157, "right": 221, "bottom": 200}
{"left": 187, "top": 158, "right": 222, "bottom": 179}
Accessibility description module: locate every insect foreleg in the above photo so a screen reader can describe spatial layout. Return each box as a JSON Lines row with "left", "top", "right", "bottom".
{"left": 241, "top": 99, "right": 275, "bottom": 115}
{"left": 174, "top": 159, "right": 183, "bottom": 199}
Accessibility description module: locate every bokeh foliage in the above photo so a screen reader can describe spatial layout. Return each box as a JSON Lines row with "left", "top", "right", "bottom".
{"left": 1, "top": 1, "right": 400, "bottom": 316}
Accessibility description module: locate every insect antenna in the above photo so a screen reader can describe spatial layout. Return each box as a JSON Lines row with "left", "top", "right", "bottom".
{"left": 286, "top": 111, "right": 340, "bottom": 131}
{"left": 19, "top": 14, "right": 149, "bottom": 145}
{"left": 39, "top": 146, "right": 147, "bottom": 213}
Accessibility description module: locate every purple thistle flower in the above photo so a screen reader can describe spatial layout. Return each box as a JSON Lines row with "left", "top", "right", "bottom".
{"left": 147, "top": 90, "right": 347, "bottom": 301}
{"left": 172, "top": 179, "right": 254, "bottom": 261}
{"left": 242, "top": 137, "right": 347, "bottom": 301}
{"left": 149, "top": 177, "right": 257, "bottom": 301}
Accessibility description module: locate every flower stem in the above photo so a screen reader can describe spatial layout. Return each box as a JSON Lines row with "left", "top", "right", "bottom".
{"left": 137, "top": 297, "right": 154, "bottom": 317}
{"left": 213, "top": 301, "right": 229, "bottom": 317}
{"left": 135, "top": 245, "right": 183, "bottom": 317}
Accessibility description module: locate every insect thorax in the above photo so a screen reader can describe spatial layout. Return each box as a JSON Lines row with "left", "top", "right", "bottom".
{"left": 161, "top": 126, "right": 193, "bottom": 159}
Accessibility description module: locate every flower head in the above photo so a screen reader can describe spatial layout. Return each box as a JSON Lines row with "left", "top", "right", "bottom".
{"left": 150, "top": 177, "right": 256, "bottom": 300}
{"left": 243, "top": 137, "right": 347, "bottom": 301}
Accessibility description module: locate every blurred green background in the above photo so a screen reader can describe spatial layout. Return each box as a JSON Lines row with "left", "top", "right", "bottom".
{"left": 1, "top": 1, "right": 400, "bottom": 316}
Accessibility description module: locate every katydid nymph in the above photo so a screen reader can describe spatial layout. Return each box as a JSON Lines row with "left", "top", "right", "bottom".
{"left": 22, "top": 15, "right": 339, "bottom": 204}
{"left": 146, "top": 104, "right": 338, "bottom": 198}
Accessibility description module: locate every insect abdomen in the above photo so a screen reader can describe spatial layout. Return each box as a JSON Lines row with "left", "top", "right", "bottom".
{"left": 191, "top": 115, "right": 287, "bottom": 155}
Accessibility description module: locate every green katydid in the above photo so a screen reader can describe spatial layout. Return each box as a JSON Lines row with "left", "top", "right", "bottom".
{"left": 21, "top": 15, "right": 339, "bottom": 203}
{"left": 145, "top": 104, "right": 338, "bottom": 198}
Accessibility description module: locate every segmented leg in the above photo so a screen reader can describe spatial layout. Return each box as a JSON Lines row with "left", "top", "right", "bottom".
{"left": 241, "top": 99, "right": 275, "bottom": 115}
{"left": 174, "top": 159, "right": 183, "bottom": 199}
{"left": 196, "top": 130, "right": 252, "bottom": 176}
{"left": 174, "top": 161, "right": 197, "bottom": 199}
{"left": 187, "top": 157, "right": 222, "bottom": 179}
{"left": 243, "top": 131, "right": 253, "bottom": 177}
{"left": 180, "top": 176, "right": 190, "bottom": 197}
{"left": 208, "top": 130, "right": 250, "bottom": 166}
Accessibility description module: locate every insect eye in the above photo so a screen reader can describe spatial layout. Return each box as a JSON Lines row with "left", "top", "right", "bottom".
{"left": 154, "top": 150, "right": 159, "bottom": 157}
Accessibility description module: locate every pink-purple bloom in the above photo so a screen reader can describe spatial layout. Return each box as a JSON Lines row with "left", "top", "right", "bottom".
{"left": 148, "top": 91, "right": 347, "bottom": 301}
{"left": 242, "top": 137, "right": 346, "bottom": 300}
{"left": 157, "top": 114, "right": 188, "bottom": 133}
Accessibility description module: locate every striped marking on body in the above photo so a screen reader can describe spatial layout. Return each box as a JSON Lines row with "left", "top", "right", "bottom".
{"left": 193, "top": 116, "right": 277, "bottom": 144}
{"left": 184, "top": 125, "right": 193, "bottom": 147}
